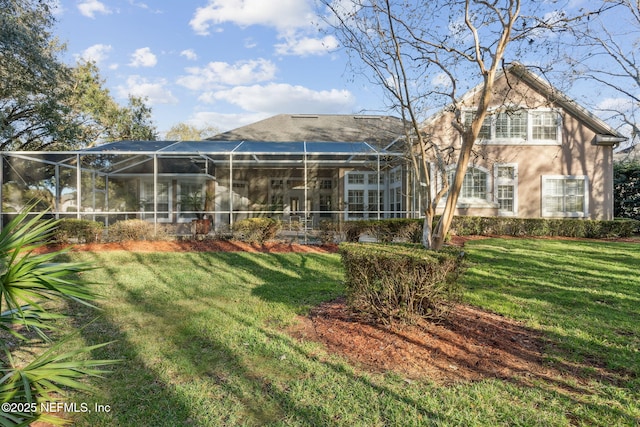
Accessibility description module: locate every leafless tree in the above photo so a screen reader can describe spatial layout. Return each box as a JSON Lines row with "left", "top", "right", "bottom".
{"left": 321, "top": 0, "right": 608, "bottom": 249}
{"left": 562, "top": 0, "right": 640, "bottom": 151}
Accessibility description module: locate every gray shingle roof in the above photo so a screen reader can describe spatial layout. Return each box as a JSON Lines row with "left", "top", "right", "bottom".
{"left": 209, "top": 114, "right": 405, "bottom": 147}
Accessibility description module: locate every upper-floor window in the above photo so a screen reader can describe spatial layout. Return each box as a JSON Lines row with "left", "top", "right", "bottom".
{"left": 347, "top": 173, "right": 365, "bottom": 185}
{"left": 531, "top": 111, "right": 558, "bottom": 141}
{"left": 464, "top": 108, "right": 561, "bottom": 145}
{"left": 496, "top": 110, "right": 527, "bottom": 139}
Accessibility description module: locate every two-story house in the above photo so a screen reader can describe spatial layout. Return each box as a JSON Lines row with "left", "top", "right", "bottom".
{"left": 423, "top": 62, "right": 626, "bottom": 220}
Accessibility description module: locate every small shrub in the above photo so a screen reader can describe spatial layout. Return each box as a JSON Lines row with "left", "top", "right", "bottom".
{"left": 339, "top": 243, "right": 464, "bottom": 324}
{"left": 232, "top": 217, "right": 281, "bottom": 243}
{"left": 108, "top": 219, "right": 156, "bottom": 241}
{"left": 343, "top": 221, "right": 369, "bottom": 242}
{"left": 54, "top": 219, "right": 104, "bottom": 243}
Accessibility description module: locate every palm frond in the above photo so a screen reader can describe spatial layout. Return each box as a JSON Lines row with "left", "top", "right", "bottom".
{"left": 0, "top": 207, "right": 119, "bottom": 426}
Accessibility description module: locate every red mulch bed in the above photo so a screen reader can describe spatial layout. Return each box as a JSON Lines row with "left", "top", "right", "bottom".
{"left": 290, "top": 298, "right": 558, "bottom": 384}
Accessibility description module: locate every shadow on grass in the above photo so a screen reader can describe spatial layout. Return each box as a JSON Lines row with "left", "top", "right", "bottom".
{"left": 61, "top": 250, "right": 449, "bottom": 425}
{"left": 461, "top": 239, "right": 640, "bottom": 384}
{"left": 58, "top": 247, "right": 640, "bottom": 426}
{"left": 238, "top": 247, "right": 640, "bottom": 424}
{"left": 64, "top": 299, "right": 197, "bottom": 426}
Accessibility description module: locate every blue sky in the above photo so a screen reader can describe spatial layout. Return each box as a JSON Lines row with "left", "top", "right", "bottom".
{"left": 52, "top": 0, "right": 381, "bottom": 136}
{"left": 50, "top": 0, "right": 637, "bottom": 145}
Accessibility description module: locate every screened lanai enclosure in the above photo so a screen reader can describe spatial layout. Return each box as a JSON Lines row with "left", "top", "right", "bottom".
{"left": 1, "top": 140, "right": 414, "bottom": 238}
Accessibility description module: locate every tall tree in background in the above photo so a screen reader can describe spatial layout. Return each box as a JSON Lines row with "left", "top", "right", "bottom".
{"left": 68, "top": 61, "right": 158, "bottom": 144}
{"left": 322, "top": 0, "right": 606, "bottom": 249}
{"left": 0, "top": 0, "right": 76, "bottom": 150}
{"left": 1, "top": 1, "right": 157, "bottom": 150}
{"left": 67, "top": 61, "right": 158, "bottom": 145}
{"left": 103, "top": 95, "right": 157, "bottom": 142}
{"left": 165, "top": 122, "right": 220, "bottom": 141}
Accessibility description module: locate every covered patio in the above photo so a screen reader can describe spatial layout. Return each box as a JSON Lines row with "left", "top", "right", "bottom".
{"left": 1, "top": 139, "right": 412, "bottom": 238}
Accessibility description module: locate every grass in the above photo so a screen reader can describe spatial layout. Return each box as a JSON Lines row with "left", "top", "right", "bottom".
{"left": 52, "top": 239, "right": 639, "bottom": 426}
{"left": 462, "top": 239, "right": 640, "bottom": 378}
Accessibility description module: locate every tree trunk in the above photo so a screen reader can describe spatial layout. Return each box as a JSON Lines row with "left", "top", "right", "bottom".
{"left": 422, "top": 214, "right": 433, "bottom": 249}
{"left": 431, "top": 131, "right": 477, "bottom": 250}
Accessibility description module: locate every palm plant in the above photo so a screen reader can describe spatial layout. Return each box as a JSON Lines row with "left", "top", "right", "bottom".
{"left": 0, "top": 209, "right": 117, "bottom": 426}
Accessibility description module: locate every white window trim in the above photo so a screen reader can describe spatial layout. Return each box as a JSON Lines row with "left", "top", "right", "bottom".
{"left": 494, "top": 163, "right": 518, "bottom": 216}
{"left": 541, "top": 175, "right": 589, "bottom": 218}
{"left": 463, "top": 107, "right": 562, "bottom": 146}
{"left": 438, "top": 164, "right": 496, "bottom": 209}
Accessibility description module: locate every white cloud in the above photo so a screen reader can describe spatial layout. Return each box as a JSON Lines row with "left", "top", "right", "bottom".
{"left": 180, "top": 49, "right": 198, "bottom": 61}
{"left": 189, "top": 0, "right": 339, "bottom": 57}
{"left": 431, "top": 72, "right": 451, "bottom": 88}
{"left": 177, "top": 59, "right": 277, "bottom": 90}
{"left": 189, "top": 0, "right": 315, "bottom": 35}
{"left": 275, "top": 35, "right": 339, "bottom": 56}
{"left": 117, "top": 75, "right": 178, "bottom": 105}
{"left": 597, "top": 97, "right": 633, "bottom": 112}
{"left": 203, "top": 83, "right": 355, "bottom": 114}
{"left": 129, "top": 47, "right": 158, "bottom": 68}
{"left": 77, "top": 0, "right": 111, "bottom": 19}
{"left": 77, "top": 44, "right": 112, "bottom": 64}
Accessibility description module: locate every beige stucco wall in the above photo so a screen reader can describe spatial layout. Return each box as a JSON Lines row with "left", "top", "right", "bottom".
{"left": 425, "top": 72, "right": 614, "bottom": 220}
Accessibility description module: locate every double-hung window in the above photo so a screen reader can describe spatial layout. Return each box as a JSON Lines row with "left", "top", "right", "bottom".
{"left": 345, "top": 171, "right": 387, "bottom": 219}
{"left": 141, "top": 180, "right": 170, "bottom": 221}
{"left": 542, "top": 176, "right": 588, "bottom": 217}
{"left": 463, "top": 112, "right": 491, "bottom": 140}
{"left": 494, "top": 164, "right": 518, "bottom": 215}
{"left": 531, "top": 111, "right": 559, "bottom": 141}
{"left": 495, "top": 110, "right": 527, "bottom": 139}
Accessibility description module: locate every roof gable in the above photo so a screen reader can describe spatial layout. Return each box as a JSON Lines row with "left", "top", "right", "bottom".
{"left": 456, "top": 63, "right": 626, "bottom": 141}
{"left": 209, "top": 114, "right": 405, "bottom": 147}
{"left": 506, "top": 63, "right": 624, "bottom": 140}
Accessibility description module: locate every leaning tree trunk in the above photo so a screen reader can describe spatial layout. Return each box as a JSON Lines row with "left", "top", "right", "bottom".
{"left": 432, "top": 131, "right": 478, "bottom": 250}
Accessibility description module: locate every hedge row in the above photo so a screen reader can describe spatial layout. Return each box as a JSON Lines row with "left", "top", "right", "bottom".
{"left": 339, "top": 216, "right": 639, "bottom": 242}
{"left": 53, "top": 219, "right": 166, "bottom": 243}
{"left": 339, "top": 243, "right": 464, "bottom": 324}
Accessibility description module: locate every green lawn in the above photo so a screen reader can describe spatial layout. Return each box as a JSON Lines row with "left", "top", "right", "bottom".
{"left": 59, "top": 239, "right": 639, "bottom": 426}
